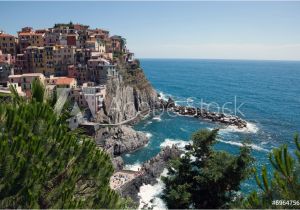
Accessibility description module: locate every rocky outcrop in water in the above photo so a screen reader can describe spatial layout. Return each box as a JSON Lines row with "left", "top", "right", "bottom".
{"left": 118, "top": 145, "right": 182, "bottom": 202}
{"left": 160, "top": 97, "right": 247, "bottom": 128}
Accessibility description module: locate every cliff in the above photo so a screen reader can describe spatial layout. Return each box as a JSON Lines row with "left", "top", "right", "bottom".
{"left": 94, "top": 59, "right": 159, "bottom": 169}
{"left": 104, "top": 59, "right": 159, "bottom": 124}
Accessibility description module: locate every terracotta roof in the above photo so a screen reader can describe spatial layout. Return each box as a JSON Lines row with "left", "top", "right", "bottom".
{"left": 18, "top": 32, "right": 43, "bottom": 36}
{"left": 0, "top": 33, "right": 15, "bottom": 38}
{"left": 55, "top": 77, "right": 75, "bottom": 85}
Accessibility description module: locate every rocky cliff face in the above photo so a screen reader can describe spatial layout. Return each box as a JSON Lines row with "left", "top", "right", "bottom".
{"left": 103, "top": 60, "right": 159, "bottom": 124}
{"left": 95, "top": 60, "right": 159, "bottom": 169}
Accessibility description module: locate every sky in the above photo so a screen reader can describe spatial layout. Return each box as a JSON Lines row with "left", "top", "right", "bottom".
{"left": 1, "top": 1, "right": 300, "bottom": 60}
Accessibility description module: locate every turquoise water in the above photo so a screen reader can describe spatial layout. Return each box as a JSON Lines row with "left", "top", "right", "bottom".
{"left": 122, "top": 59, "right": 300, "bottom": 193}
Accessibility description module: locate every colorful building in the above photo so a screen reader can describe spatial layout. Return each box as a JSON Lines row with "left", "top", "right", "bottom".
{"left": 0, "top": 63, "right": 14, "bottom": 86}
{"left": 110, "top": 35, "right": 125, "bottom": 53}
{"left": 0, "top": 50, "right": 15, "bottom": 65}
{"left": 0, "top": 32, "right": 17, "bottom": 55}
{"left": 7, "top": 73, "right": 45, "bottom": 96}
{"left": 71, "top": 82, "right": 106, "bottom": 117}
{"left": 87, "top": 57, "right": 117, "bottom": 84}
{"left": 14, "top": 53, "right": 30, "bottom": 74}
{"left": 18, "top": 27, "right": 45, "bottom": 52}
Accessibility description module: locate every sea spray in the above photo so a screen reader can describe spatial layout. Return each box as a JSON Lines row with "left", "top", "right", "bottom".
{"left": 160, "top": 138, "right": 190, "bottom": 149}
{"left": 145, "top": 132, "right": 153, "bottom": 138}
{"left": 217, "top": 139, "right": 269, "bottom": 152}
{"left": 124, "top": 162, "right": 142, "bottom": 171}
{"left": 220, "top": 122, "right": 259, "bottom": 134}
{"left": 138, "top": 168, "right": 168, "bottom": 210}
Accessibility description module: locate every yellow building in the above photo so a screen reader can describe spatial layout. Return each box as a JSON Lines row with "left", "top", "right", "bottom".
{"left": 25, "top": 46, "right": 55, "bottom": 76}
{"left": 18, "top": 28, "right": 45, "bottom": 52}
{"left": 53, "top": 45, "right": 76, "bottom": 65}
{"left": 0, "top": 32, "right": 17, "bottom": 55}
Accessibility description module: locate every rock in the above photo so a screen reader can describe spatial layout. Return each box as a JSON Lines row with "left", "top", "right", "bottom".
{"left": 104, "top": 125, "right": 149, "bottom": 156}
{"left": 185, "top": 144, "right": 193, "bottom": 150}
{"left": 119, "top": 145, "right": 182, "bottom": 202}
{"left": 164, "top": 98, "right": 248, "bottom": 129}
{"left": 112, "top": 156, "right": 124, "bottom": 171}
{"left": 104, "top": 69, "right": 158, "bottom": 125}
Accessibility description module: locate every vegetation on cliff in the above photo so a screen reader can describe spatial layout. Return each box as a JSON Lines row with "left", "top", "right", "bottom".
{"left": 0, "top": 80, "right": 126, "bottom": 208}
{"left": 117, "top": 57, "right": 154, "bottom": 91}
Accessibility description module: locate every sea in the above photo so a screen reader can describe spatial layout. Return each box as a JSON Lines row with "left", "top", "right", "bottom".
{"left": 121, "top": 59, "right": 300, "bottom": 208}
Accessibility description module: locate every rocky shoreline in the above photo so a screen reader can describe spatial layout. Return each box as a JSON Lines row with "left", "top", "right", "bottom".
{"left": 118, "top": 145, "right": 182, "bottom": 202}
{"left": 160, "top": 97, "right": 247, "bottom": 129}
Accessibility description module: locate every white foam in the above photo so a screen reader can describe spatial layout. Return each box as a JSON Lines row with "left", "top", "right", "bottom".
{"left": 220, "top": 122, "right": 259, "bottom": 134}
{"left": 138, "top": 168, "right": 168, "bottom": 210}
{"left": 158, "top": 91, "right": 169, "bottom": 101}
{"left": 145, "top": 132, "right": 153, "bottom": 138}
{"left": 153, "top": 115, "right": 162, "bottom": 122}
{"left": 125, "top": 153, "right": 131, "bottom": 157}
{"left": 180, "top": 127, "right": 188, "bottom": 132}
{"left": 217, "top": 139, "right": 269, "bottom": 152}
{"left": 160, "top": 138, "right": 190, "bottom": 149}
{"left": 145, "top": 120, "right": 153, "bottom": 125}
{"left": 144, "top": 142, "right": 150, "bottom": 148}
{"left": 124, "top": 162, "right": 142, "bottom": 171}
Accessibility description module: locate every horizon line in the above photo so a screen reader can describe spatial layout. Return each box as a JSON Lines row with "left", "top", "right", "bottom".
{"left": 137, "top": 57, "right": 300, "bottom": 62}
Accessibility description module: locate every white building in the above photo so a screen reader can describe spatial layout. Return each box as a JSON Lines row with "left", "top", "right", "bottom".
{"left": 81, "top": 82, "right": 106, "bottom": 117}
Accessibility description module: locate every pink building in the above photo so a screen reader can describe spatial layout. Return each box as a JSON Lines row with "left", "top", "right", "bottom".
{"left": 0, "top": 50, "right": 15, "bottom": 65}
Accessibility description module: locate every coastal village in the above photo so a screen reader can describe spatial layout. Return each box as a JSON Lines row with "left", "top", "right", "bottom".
{"left": 0, "top": 22, "right": 133, "bottom": 117}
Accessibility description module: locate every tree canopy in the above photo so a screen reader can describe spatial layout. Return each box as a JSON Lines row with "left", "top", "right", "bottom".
{"left": 161, "top": 129, "right": 253, "bottom": 209}
{"left": 0, "top": 80, "right": 125, "bottom": 208}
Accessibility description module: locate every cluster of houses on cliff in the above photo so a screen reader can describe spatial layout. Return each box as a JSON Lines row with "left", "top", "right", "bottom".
{"left": 0, "top": 22, "right": 134, "bottom": 119}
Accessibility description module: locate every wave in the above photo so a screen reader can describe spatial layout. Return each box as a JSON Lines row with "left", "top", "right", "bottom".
{"left": 220, "top": 122, "right": 259, "bottom": 134}
{"left": 217, "top": 139, "right": 269, "bottom": 152}
{"left": 145, "top": 132, "right": 153, "bottom": 138}
{"left": 158, "top": 91, "right": 170, "bottom": 101}
{"left": 160, "top": 138, "right": 190, "bottom": 149}
{"left": 153, "top": 115, "right": 162, "bottom": 122}
{"left": 145, "top": 120, "right": 153, "bottom": 125}
{"left": 180, "top": 127, "right": 188, "bottom": 132}
{"left": 125, "top": 153, "right": 131, "bottom": 157}
{"left": 138, "top": 169, "right": 168, "bottom": 210}
{"left": 124, "top": 162, "right": 142, "bottom": 171}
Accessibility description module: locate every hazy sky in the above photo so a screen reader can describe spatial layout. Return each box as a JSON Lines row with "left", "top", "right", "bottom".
{"left": 1, "top": 1, "right": 300, "bottom": 60}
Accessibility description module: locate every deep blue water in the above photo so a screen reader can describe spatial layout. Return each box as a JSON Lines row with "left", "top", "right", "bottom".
{"left": 122, "top": 59, "right": 300, "bottom": 193}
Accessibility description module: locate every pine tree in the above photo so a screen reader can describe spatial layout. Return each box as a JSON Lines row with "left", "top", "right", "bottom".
{"left": 0, "top": 80, "right": 126, "bottom": 208}
{"left": 162, "top": 129, "right": 253, "bottom": 209}
{"left": 242, "top": 134, "right": 300, "bottom": 209}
